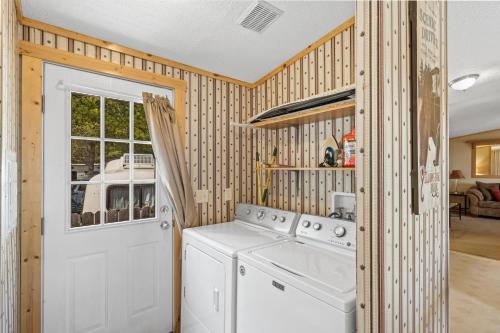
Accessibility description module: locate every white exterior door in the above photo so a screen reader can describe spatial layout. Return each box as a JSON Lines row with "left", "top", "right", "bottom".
{"left": 43, "top": 64, "right": 173, "bottom": 333}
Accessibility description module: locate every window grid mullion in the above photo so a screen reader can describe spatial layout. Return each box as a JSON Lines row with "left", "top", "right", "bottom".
{"left": 100, "top": 95, "right": 105, "bottom": 225}
{"left": 102, "top": 138, "right": 131, "bottom": 144}
{"left": 70, "top": 135, "right": 101, "bottom": 142}
{"left": 70, "top": 180, "right": 101, "bottom": 185}
{"left": 134, "top": 139, "right": 152, "bottom": 145}
{"left": 130, "top": 100, "right": 134, "bottom": 221}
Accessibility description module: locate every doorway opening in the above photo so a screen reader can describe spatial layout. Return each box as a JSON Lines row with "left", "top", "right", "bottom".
{"left": 448, "top": 2, "right": 500, "bottom": 331}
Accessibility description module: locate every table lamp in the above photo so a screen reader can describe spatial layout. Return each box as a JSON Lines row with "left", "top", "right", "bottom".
{"left": 449, "top": 170, "right": 465, "bottom": 193}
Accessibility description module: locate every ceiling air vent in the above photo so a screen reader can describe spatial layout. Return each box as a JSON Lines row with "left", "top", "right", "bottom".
{"left": 237, "top": 1, "right": 284, "bottom": 33}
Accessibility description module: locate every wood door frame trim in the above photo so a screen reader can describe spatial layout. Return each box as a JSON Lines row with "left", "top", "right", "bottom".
{"left": 20, "top": 53, "right": 186, "bottom": 333}
{"left": 21, "top": 55, "right": 43, "bottom": 333}
{"left": 19, "top": 41, "right": 187, "bottom": 92}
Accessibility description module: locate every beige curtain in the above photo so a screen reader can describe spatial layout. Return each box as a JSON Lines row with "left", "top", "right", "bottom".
{"left": 491, "top": 147, "right": 500, "bottom": 176}
{"left": 142, "top": 92, "right": 198, "bottom": 232}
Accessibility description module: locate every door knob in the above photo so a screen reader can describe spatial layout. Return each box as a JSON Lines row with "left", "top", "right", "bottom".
{"left": 160, "top": 221, "right": 170, "bottom": 230}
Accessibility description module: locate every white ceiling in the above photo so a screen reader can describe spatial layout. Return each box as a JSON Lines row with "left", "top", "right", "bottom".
{"left": 21, "top": 0, "right": 354, "bottom": 83}
{"left": 448, "top": 1, "right": 500, "bottom": 137}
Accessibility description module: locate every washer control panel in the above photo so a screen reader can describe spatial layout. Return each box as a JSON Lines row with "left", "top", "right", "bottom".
{"left": 296, "top": 214, "right": 356, "bottom": 250}
{"left": 235, "top": 204, "right": 300, "bottom": 235}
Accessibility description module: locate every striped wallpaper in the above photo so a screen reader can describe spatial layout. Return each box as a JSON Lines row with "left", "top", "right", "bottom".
{"left": 184, "top": 75, "right": 253, "bottom": 225}
{"left": 356, "top": 1, "right": 449, "bottom": 332}
{"left": 0, "top": 0, "right": 20, "bottom": 332}
{"left": 17, "top": 6, "right": 450, "bottom": 333}
{"left": 21, "top": 19, "right": 355, "bottom": 224}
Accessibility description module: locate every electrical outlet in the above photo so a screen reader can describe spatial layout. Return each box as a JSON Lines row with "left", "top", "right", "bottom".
{"left": 329, "top": 192, "right": 336, "bottom": 212}
{"left": 224, "top": 188, "right": 232, "bottom": 201}
{"left": 195, "top": 189, "right": 209, "bottom": 203}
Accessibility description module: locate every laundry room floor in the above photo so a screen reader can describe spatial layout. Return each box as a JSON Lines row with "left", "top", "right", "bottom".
{"left": 450, "top": 251, "right": 500, "bottom": 332}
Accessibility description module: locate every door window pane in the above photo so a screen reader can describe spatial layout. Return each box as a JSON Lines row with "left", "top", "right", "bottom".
{"left": 71, "top": 184, "right": 100, "bottom": 228}
{"left": 105, "top": 184, "right": 130, "bottom": 223}
{"left": 71, "top": 93, "right": 100, "bottom": 138}
{"left": 134, "top": 103, "right": 150, "bottom": 141}
{"left": 133, "top": 183, "right": 155, "bottom": 220}
{"left": 69, "top": 92, "right": 159, "bottom": 227}
{"left": 71, "top": 140, "right": 101, "bottom": 181}
{"left": 105, "top": 98, "right": 129, "bottom": 139}
{"left": 133, "top": 144, "right": 155, "bottom": 180}
{"left": 104, "top": 142, "right": 130, "bottom": 179}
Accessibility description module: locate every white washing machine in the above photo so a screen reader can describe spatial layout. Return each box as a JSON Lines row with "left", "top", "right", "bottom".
{"left": 181, "top": 204, "right": 300, "bottom": 333}
{"left": 236, "top": 213, "right": 356, "bottom": 333}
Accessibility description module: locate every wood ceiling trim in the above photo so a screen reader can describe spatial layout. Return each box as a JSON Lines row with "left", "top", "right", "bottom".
{"left": 19, "top": 16, "right": 254, "bottom": 88}
{"left": 19, "top": 15, "right": 355, "bottom": 88}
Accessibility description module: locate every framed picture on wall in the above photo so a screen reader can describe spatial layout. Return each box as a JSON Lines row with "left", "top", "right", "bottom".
{"left": 409, "top": 1, "right": 443, "bottom": 214}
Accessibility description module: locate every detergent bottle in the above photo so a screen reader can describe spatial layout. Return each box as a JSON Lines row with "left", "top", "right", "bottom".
{"left": 342, "top": 128, "right": 356, "bottom": 167}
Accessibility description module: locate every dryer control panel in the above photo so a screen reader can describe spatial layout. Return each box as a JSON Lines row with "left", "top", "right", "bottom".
{"left": 235, "top": 204, "right": 300, "bottom": 235}
{"left": 296, "top": 214, "right": 356, "bottom": 250}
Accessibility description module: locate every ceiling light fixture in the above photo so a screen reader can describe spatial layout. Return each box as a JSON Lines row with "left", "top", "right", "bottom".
{"left": 448, "top": 74, "right": 479, "bottom": 91}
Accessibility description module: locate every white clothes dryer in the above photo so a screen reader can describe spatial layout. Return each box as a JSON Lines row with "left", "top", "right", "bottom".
{"left": 181, "top": 204, "right": 300, "bottom": 333}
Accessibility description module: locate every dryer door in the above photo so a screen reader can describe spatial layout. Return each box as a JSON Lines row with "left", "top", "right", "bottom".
{"left": 182, "top": 244, "right": 225, "bottom": 333}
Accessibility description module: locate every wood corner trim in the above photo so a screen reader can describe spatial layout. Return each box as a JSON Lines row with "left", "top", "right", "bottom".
{"left": 253, "top": 16, "right": 355, "bottom": 86}
{"left": 14, "top": 0, "right": 23, "bottom": 21}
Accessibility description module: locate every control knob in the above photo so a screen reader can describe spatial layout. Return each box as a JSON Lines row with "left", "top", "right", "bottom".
{"left": 257, "top": 210, "right": 265, "bottom": 219}
{"left": 279, "top": 216, "right": 286, "bottom": 223}
{"left": 246, "top": 209, "right": 251, "bottom": 215}
{"left": 271, "top": 215, "right": 277, "bottom": 221}
{"left": 313, "top": 223, "right": 322, "bottom": 231}
{"left": 302, "top": 220, "right": 311, "bottom": 228}
{"left": 334, "top": 226, "right": 346, "bottom": 237}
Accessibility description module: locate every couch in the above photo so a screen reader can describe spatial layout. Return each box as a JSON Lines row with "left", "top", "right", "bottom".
{"left": 467, "top": 184, "right": 500, "bottom": 218}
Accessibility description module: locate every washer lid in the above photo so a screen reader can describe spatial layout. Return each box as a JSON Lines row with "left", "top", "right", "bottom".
{"left": 183, "top": 221, "right": 289, "bottom": 258}
{"left": 253, "top": 241, "right": 355, "bottom": 293}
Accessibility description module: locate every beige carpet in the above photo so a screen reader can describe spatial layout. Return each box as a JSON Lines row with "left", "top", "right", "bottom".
{"left": 450, "top": 214, "right": 500, "bottom": 260}
{"left": 450, "top": 251, "right": 500, "bottom": 332}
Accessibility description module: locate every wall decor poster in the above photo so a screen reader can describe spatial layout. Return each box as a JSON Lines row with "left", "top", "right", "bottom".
{"left": 410, "top": 1, "right": 442, "bottom": 214}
